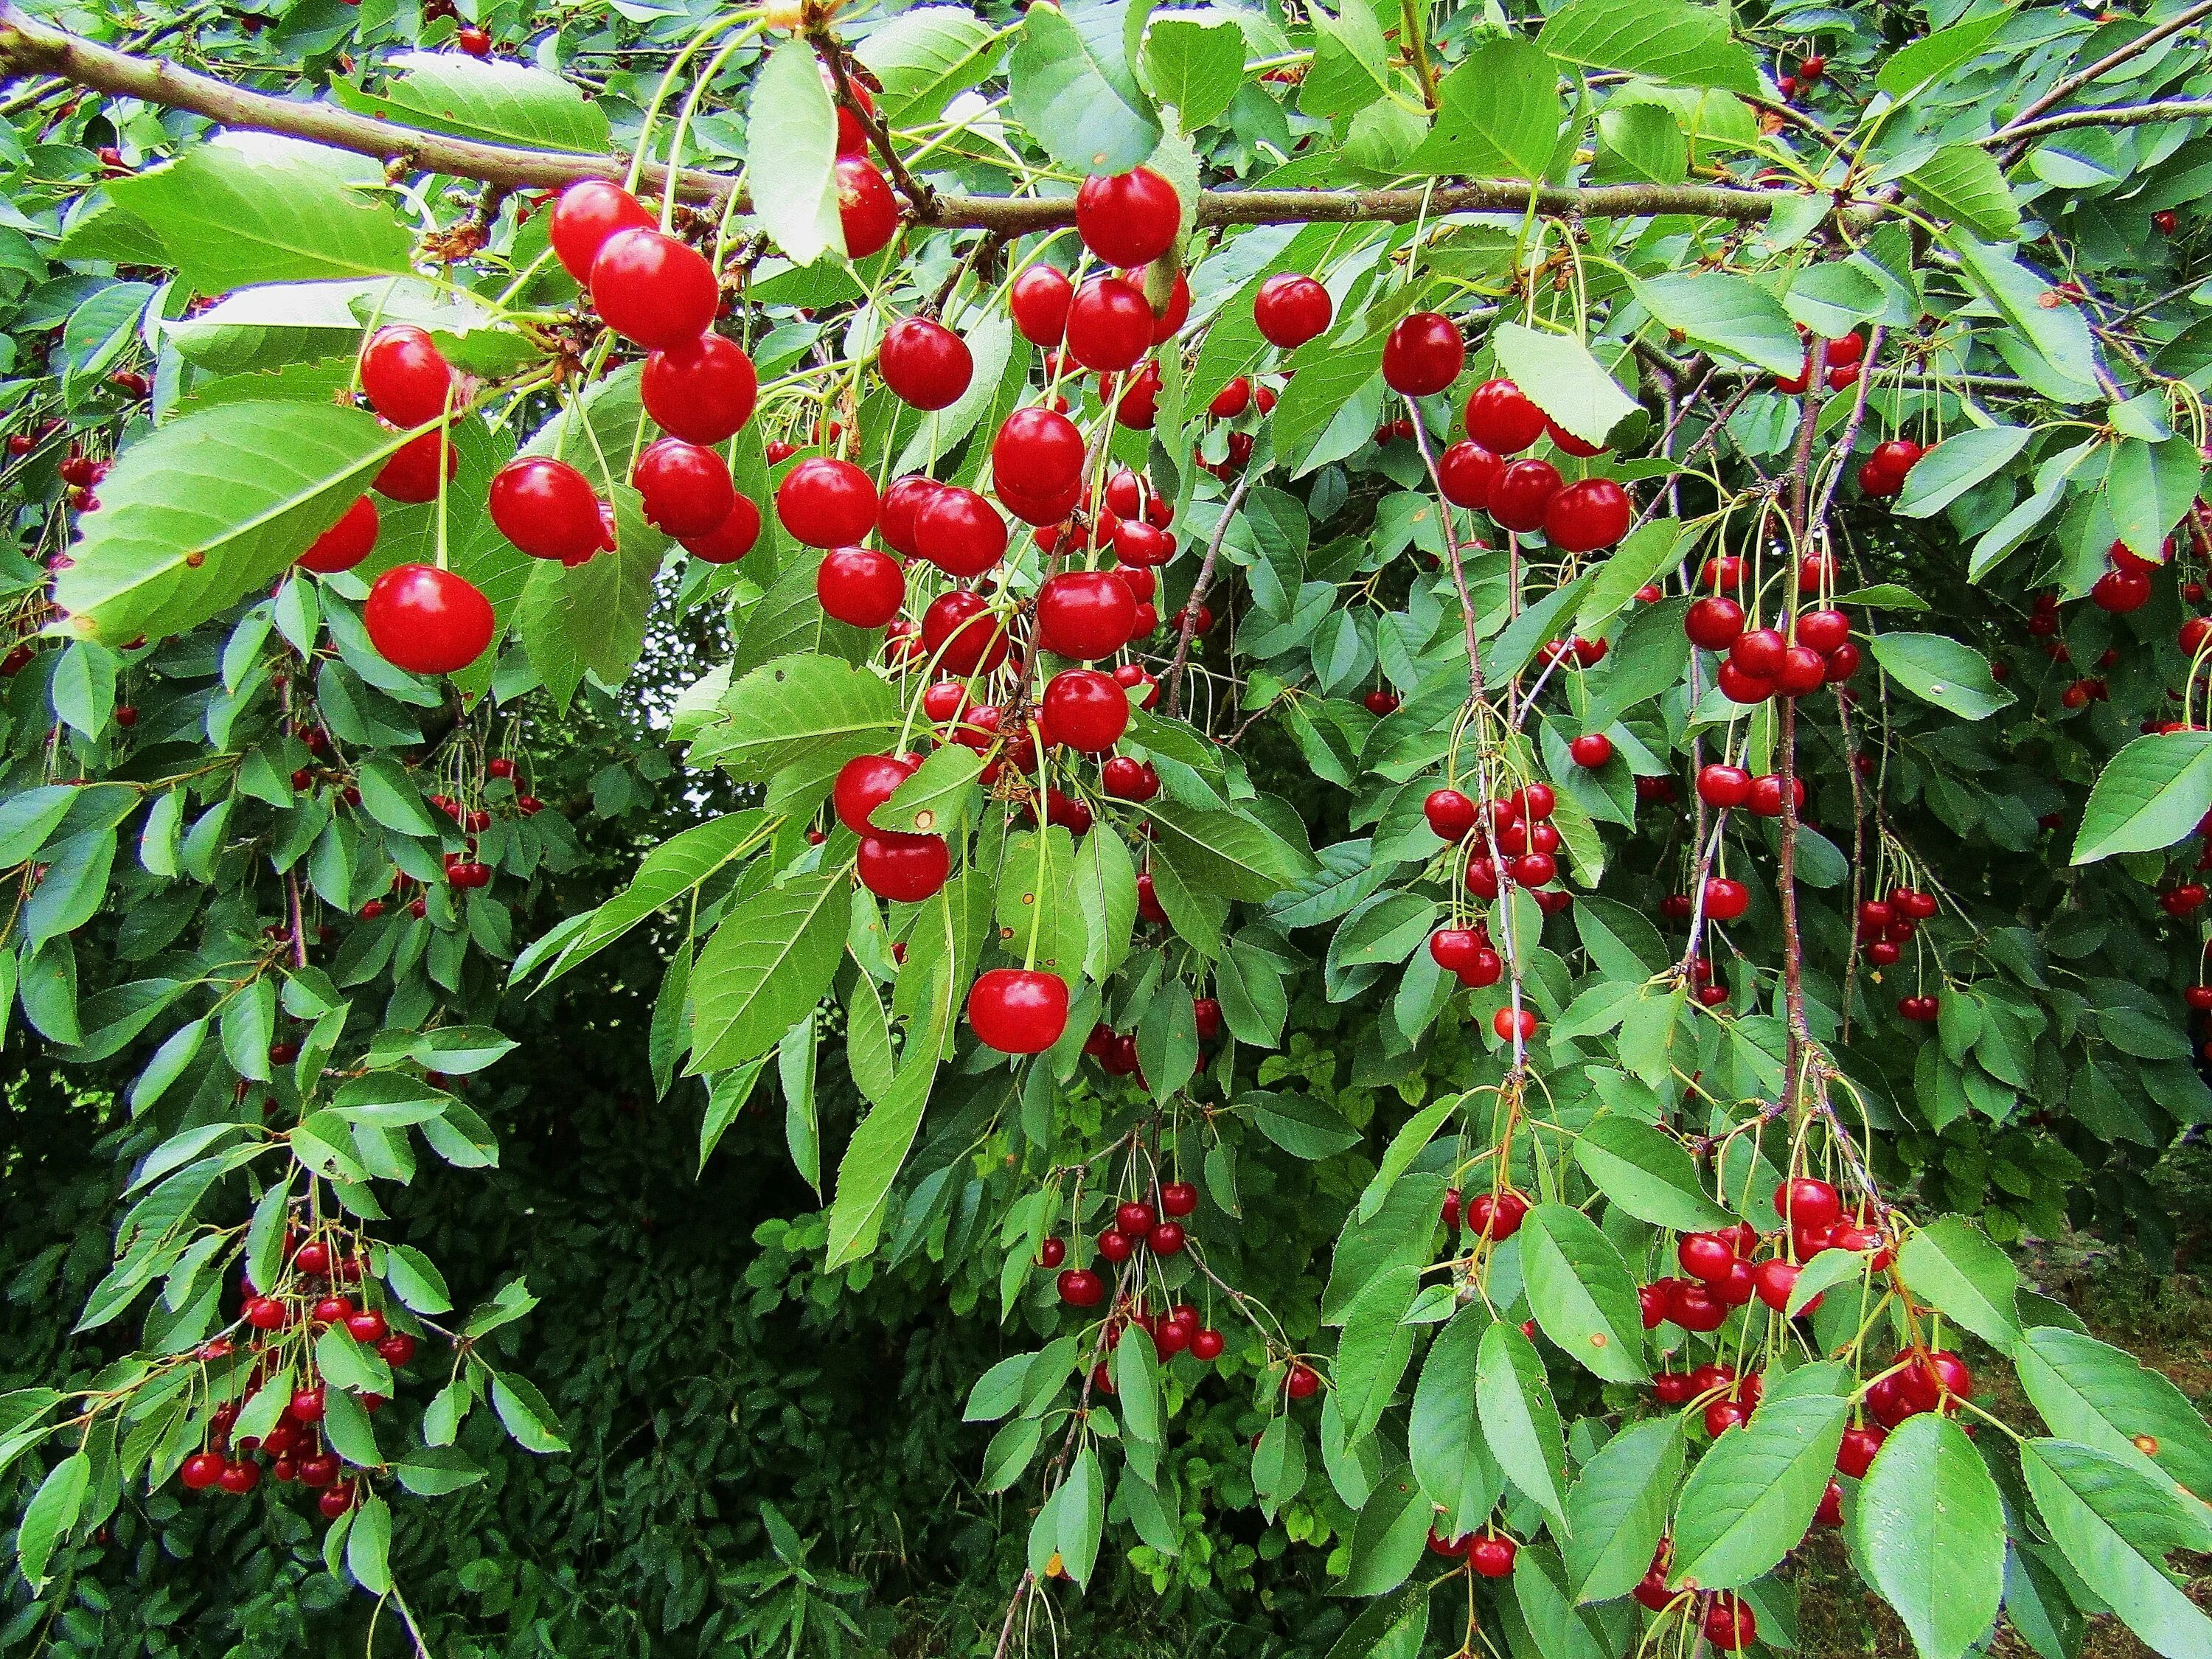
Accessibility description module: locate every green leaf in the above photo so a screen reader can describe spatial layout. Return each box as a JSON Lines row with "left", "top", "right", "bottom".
{"left": 1563, "top": 1418, "right": 1683, "bottom": 1603}
{"left": 870, "top": 744, "right": 981, "bottom": 837}
{"left": 2020, "top": 1438, "right": 2212, "bottom": 1659}
{"left": 535, "top": 810, "right": 773, "bottom": 984}
{"left": 1573, "top": 1113, "right": 1733, "bottom": 1231}
{"left": 338, "top": 52, "right": 610, "bottom": 150}
{"left": 1594, "top": 102, "right": 1688, "bottom": 184}
{"left": 695, "top": 654, "right": 900, "bottom": 783}
{"left": 1851, "top": 1414, "right": 2009, "bottom": 1659}
{"left": 748, "top": 41, "right": 844, "bottom": 266}
{"left": 1492, "top": 321, "right": 1641, "bottom": 450}
{"left": 1893, "top": 425, "right": 2031, "bottom": 518}
{"left": 824, "top": 956, "right": 956, "bottom": 1266}
{"left": 1517, "top": 1203, "right": 1649, "bottom": 1382}
{"left": 2013, "top": 1328, "right": 2212, "bottom": 1517}
{"left": 1402, "top": 38, "right": 1562, "bottom": 183}
{"left": 105, "top": 134, "right": 414, "bottom": 292}
{"left": 1895, "top": 1217, "right": 2021, "bottom": 1348}
{"left": 1950, "top": 234, "right": 2098, "bottom": 392}
{"left": 355, "top": 755, "right": 438, "bottom": 837}
{"left": 1875, "top": 12, "right": 2008, "bottom": 96}
{"left": 1008, "top": 1, "right": 1162, "bottom": 175}
{"left": 1357, "top": 1093, "right": 1458, "bottom": 1222}
{"left": 1148, "top": 800, "right": 1315, "bottom": 900}
{"left": 394, "top": 1445, "right": 484, "bottom": 1497}
{"left": 2073, "top": 731, "right": 2212, "bottom": 863}
{"left": 52, "top": 402, "right": 404, "bottom": 649}
{"left": 490, "top": 1371, "right": 568, "bottom": 1453}
{"left": 1632, "top": 272, "right": 1804, "bottom": 374}
{"left": 1143, "top": 16, "right": 1246, "bottom": 131}
{"left": 17, "top": 1451, "right": 88, "bottom": 1593}
{"left": 1669, "top": 1382, "right": 1848, "bottom": 1589}
{"left": 1338, "top": 1462, "right": 1432, "bottom": 1597}
{"left": 1409, "top": 1307, "right": 1505, "bottom": 1538}
{"left": 855, "top": 6, "right": 1004, "bottom": 127}
{"left": 2107, "top": 436, "right": 2205, "bottom": 563}
{"left": 687, "top": 872, "right": 848, "bottom": 1074}
{"left": 1539, "top": 0, "right": 1761, "bottom": 94}
{"left": 1476, "top": 1321, "right": 1568, "bottom": 1528}
{"left": 1905, "top": 145, "right": 2021, "bottom": 241}
{"left": 1867, "top": 633, "right": 2014, "bottom": 721}
{"left": 1299, "top": 0, "right": 1391, "bottom": 117}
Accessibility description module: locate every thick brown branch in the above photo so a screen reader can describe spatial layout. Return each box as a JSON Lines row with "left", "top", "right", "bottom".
{"left": 0, "top": 4, "right": 1808, "bottom": 229}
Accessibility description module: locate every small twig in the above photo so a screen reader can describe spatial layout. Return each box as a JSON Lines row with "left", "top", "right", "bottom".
{"left": 1164, "top": 471, "right": 1252, "bottom": 719}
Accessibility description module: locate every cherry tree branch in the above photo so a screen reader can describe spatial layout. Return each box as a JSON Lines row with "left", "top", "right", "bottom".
{"left": 1993, "top": 0, "right": 2212, "bottom": 161}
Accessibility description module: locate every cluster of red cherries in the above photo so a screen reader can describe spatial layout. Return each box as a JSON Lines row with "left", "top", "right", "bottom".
{"left": 1425, "top": 1522, "right": 1520, "bottom": 1579}
{"left": 1048, "top": 1182, "right": 1198, "bottom": 1312}
{"left": 176, "top": 1231, "right": 416, "bottom": 1515}
{"left": 1642, "top": 1178, "right": 1893, "bottom": 1342}
{"left": 1423, "top": 779, "right": 1575, "bottom": 929}
{"left": 1683, "top": 580, "right": 1860, "bottom": 704}
{"left": 1427, "top": 373, "right": 1634, "bottom": 554}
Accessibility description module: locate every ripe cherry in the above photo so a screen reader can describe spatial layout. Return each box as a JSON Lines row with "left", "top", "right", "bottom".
{"left": 1253, "top": 272, "right": 1332, "bottom": 348}
{"left": 365, "top": 565, "right": 493, "bottom": 675}
{"left": 1464, "top": 378, "right": 1546, "bottom": 455}
{"left": 1697, "top": 764, "right": 1752, "bottom": 809}
{"left": 590, "top": 228, "right": 719, "bottom": 352}
{"left": 180, "top": 1450, "right": 226, "bottom": 1491}
{"left": 1284, "top": 1363, "right": 1321, "bottom": 1399}
{"left": 1704, "top": 1593, "right": 1756, "bottom": 1651}
{"left": 1010, "top": 264, "right": 1073, "bottom": 346}
{"left": 1161, "top": 1180, "right": 1198, "bottom": 1217}
{"left": 1774, "top": 1176, "right": 1842, "bottom": 1231}
{"left": 992, "top": 406, "right": 1085, "bottom": 496}
{"left": 1074, "top": 167, "right": 1180, "bottom": 268}
{"left": 1468, "top": 1534, "right": 1517, "bottom": 1579}
{"left": 1702, "top": 877, "right": 1750, "bottom": 922}
{"left": 359, "top": 325, "right": 454, "bottom": 428}
{"left": 1102, "top": 757, "right": 1160, "bottom": 801}
{"left": 1190, "top": 1327, "right": 1225, "bottom": 1360}
{"left": 218, "top": 1461, "right": 261, "bottom": 1495}
{"left": 1837, "top": 1424, "right": 1886, "bottom": 1478}
{"left": 1065, "top": 276, "right": 1155, "bottom": 372}
{"left": 1058, "top": 1268, "right": 1105, "bottom": 1307}
{"left": 835, "top": 154, "right": 899, "bottom": 257}
{"left": 299, "top": 495, "right": 379, "bottom": 573}
{"left": 1040, "top": 669, "right": 1129, "bottom": 753}
{"left": 967, "top": 967, "right": 1070, "bottom": 1054}
{"left": 858, "top": 832, "right": 950, "bottom": 902}
{"left": 1543, "top": 478, "right": 1631, "bottom": 552}
{"left": 816, "top": 546, "right": 904, "bottom": 628}
{"left": 1492, "top": 1006, "right": 1539, "bottom": 1043}
{"left": 1038, "top": 1236, "right": 1067, "bottom": 1269}
{"left": 914, "top": 486, "right": 1007, "bottom": 577}
{"left": 778, "top": 457, "right": 878, "bottom": 546}
{"left": 641, "top": 333, "right": 757, "bottom": 443}
{"left": 1381, "top": 312, "right": 1463, "bottom": 397}
{"left": 549, "top": 178, "right": 654, "bottom": 282}
{"left": 1037, "top": 571, "right": 1137, "bottom": 659}
{"left": 1438, "top": 441, "right": 1500, "bottom": 509}
{"left": 1568, "top": 733, "right": 1613, "bottom": 768}
{"left": 1796, "top": 608, "right": 1851, "bottom": 653}
{"left": 682, "top": 495, "right": 762, "bottom": 564}
{"left": 1686, "top": 596, "right": 1747, "bottom": 650}
{"left": 879, "top": 317, "right": 973, "bottom": 409}
{"left": 488, "top": 458, "right": 607, "bottom": 563}
{"left": 1487, "top": 457, "right": 1562, "bottom": 533}
{"left": 921, "top": 590, "right": 1009, "bottom": 675}
{"left": 1465, "top": 1189, "right": 1528, "bottom": 1239}
{"left": 1147, "top": 1221, "right": 1186, "bottom": 1255}
{"left": 373, "top": 428, "right": 456, "bottom": 502}
{"left": 835, "top": 752, "right": 920, "bottom": 834}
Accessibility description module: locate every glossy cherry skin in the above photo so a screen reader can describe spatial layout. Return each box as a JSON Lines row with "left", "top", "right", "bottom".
{"left": 1487, "top": 458, "right": 1562, "bottom": 533}
{"left": 633, "top": 438, "right": 736, "bottom": 538}
{"left": 834, "top": 752, "right": 920, "bottom": 835}
{"left": 1836, "top": 1423, "right": 1886, "bottom": 1478}
{"left": 1284, "top": 1363, "right": 1321, "bottom": 1399}
{"left": 1074, "top": 166, "right": 1180, "bottom": 268}
{"left": 1040, "top": 669, "right": 1129, "bottom": 754}
{"left": 1057, "top": 1268, "right": 1105, "bottom": 1307}
{"left": 1704, "top": 1594, "right": 1756, "bottom": 1652}
{"left": 590, "top": 228, "right": 719, "bottom": 352}
{"left": 364, "top": 565, "right": 493, "bottom": 675}
{"left": 815, "top": 546, "right": 903, "bottom": 628}
{"left": 1423, "top": 787, "right": 1478, "bottom": 841}
{"left": 1437, "top": 441, "right": 1500, "bottom": 509}
{"left": 681, "top": 494, "right": 762, "bottom": 564}
{"left": 921, "top": 591, "right": 1009, "bottom": 675}
{"left": 299, "top": 495, "right": 378, "bottom": 573}
{"left": 1569, "top": 733, "right": 1614, "bottom": 768}
{"left": 992, "top": 406, "right": 1085, "bottom": 495}
{"left": 1774, "top": 1176, "right": 1842, "bottom": 1231}
{"left": 835, "top": 155, "right": 899, "bottom": 258}
{"left": 968, "top": 967, "right": 1070, "bottom": 1054}
{"left": 1795, "top": 608, "right": 1851, "bottom": 653}
{"left": 373, "top": 428, "right": 456, "bottom": 503}
{"left": 490, "top": 458, "right": 610, "bottom": 563}
{"left": 1036, "top": 571, "right": 1136, "bottom": 659}
{"left": 878, "top": 476, "right": 941, "bottom": 558}
{"left": 857, "top": 832, "right": 950, "bottom": 902}
{"left": 1065, "top": 276, "right": 1155, "bottom": 372}
{"left": 1010, "top": 264, "right": 1073, "bottom": 345}
{"left": 1543, "top": 478, "right": 1632, "bottom": 552}
{"left": 777, "top": 457, "right": 879, "bottom": 546}
{"left": 1380, "top": 312, "right": 1464, "bottom": 397}
{"left": 913, "top": 486, "right": 1007, "bottom": 578}
{"left": 1697, "top": 764, "right": 1753, "bottom": 808}
{"left": 1702, "top": 876, "right": 1750, "bottom": 922}
{"left": 641, "top": 333, "right": 757, "bottom": 443}
{"left": 1468, "top": 1534, "right": 1517, "bottom": 1579}
{"left": 1102, "top": 757, "right": 1160, "bottom": 801}
{"left": 1161, "top": 1180, "right": 1198, "bottom": 1217}
{"left": 359, "top": 325, "right": 454, "bottom": 428}
{"left": 1463, "top": 378, "right": 1546, "bottom": 454}
{"left": 1685, "top": 596, "right": 1746, "bottom": 650}
{"left": 1253, "top": 273, "right": 1332, "bottom": 349}
{"left": 879, "top": 317, "right": 973, "bottom": 409}
{"left": 550, "top": 179, "right": 654, "bottom": 282}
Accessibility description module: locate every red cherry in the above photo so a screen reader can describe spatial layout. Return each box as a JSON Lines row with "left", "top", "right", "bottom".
{"left": 641, "top": 333, "right": 757, "bottom": 443}
{"left": 1568, "top": 733, "right": 1614, "bottom": 768}
{"left": 2093, "top": 567, "right": 2152, "bottom": 612}
{"left": 1702, "top": 876, "right": 1750, "bottom": 922}
{"left": 1774, "top": 1176, "right": 1842, "bottom": 1232}
{"left": 180, "top": 1450, "right": 226, "bottom": 1491}
{"left": 487, "top": 458, "right": 606, "bottom": 563}
{"left": 345, "top": 1307, "right": 388, "bottom": 1343}
{"left": 1679, "top": 1231, "right": 1737, "bottom": 1281}
{"left": 835, "top": 155, "right": 900, "bottom": 257}
{"left": 288, "top": 1385, "right": 326, "bottom": 1424}
{"left": 1468, "top": 1534, "right": 1517, "bottom": 1579}
{"left": 1040, "top": 669, "right": 1129, "bottom": 754}
{"left": 1837, "top": 1424, "right": 1886, "bottom": 1478}
{"left": 1773, "top": 643, "right": 1828, "bottom": 697}
{"left": 1669, "top": 1279, "right": 1726, "bottom": 1332}
{"left": 1038, "top": 1236, "right": 1068, "bottom": 1269}
{"left": 1696, "top": 764, "right": 1750, "bottom": 809}
{"left": 1147, "top": 1221, "right": 1186, "bottom": 1255}
{"left": 1543, "top": 478, "right": 1631, "bottom": 552}
{"left": 372, "top": 428, "right": 456, "bottom": 502}
{"left": 912, "top": 486, "right": 1007, "bottom": 578}
{"left": 882, "top": 475, "right": 945, "bottom": 560}
{"left": 967, "top": 967, "right": 1070, "bottom": 1054}
{"left": 858, "top": 832, "right": 950, "bottom": 902}
{"left": 1037, "top": 571, "right": 1137, "bottom": 659}
{"left": 1466, "top": 1189, "right": 1529, "bottom": 1240}
{"left": 376, "top": 1332, "right": 417, "bottom": 1367}
{"left": 1116, "top": 1200, "right": 1157, "bottom": 1236}
{"left": 1436, "top": 441, "right": 1501, "bottom": 510}
{"left": 834, "top": 752, "right": 921, "bottom": 834}
{"left": 1074, "top": 167, "right": 1180, "bottom": 268}
{"left": 1065, "top": 276, "right": 1155, "bottom": 372}
{"left": 364, "top": 564, "right": 493, "bottom": 675}
{"left": 1144, "top": 269, "right": 1191, "bottom": 342}
{"left": 879, "top": 317, "right": 973, "bottom": 409}
{"left": 1704, "top": 1593, "right": 1756, "bottom": 1651}
{"left": 1058, "top": 1268, "right": 1105, "bottom": 1307}
{"left": 1464, "top": 378, "right": 1547, "bottom": 455}
{"left": 359, "top": 325, "right": 454, "bottom": 428}
{"left": 1423, "top": 788, "right": 1478, "bottom": 841}
{"left": 777, "top": 457, "right": 879, "bottom": 546}
{"left": 1208, "top": 377, "right": 1252, "bottom": 420}
{"left": 1161, "top": 1180, "right": 1198, "bottom": 1217}
{"left": 992, "top": 406, "right": 1085, "bottom": 496}
{"left": 218, "top": 1461, "right": 261, "bottom": 1496}
{"left": 921, "top": 590, "right": 1009, "bottom": 675}
{"left": 1010, "top": 264, "right": 1073, "bottom": 345}
{"left": 1686, "top": 596, "right": 1746, "bottom": 650}
{"left": 1487, "top": 457, "right": 1562, "bottom": 533}
{"left": 1381, "top": 312, "right": 1464, "bottom": 396}
{"left": 1492, "top": 1006, "right": 1538, "bottom": 1043}
{"left": 1545, "top": 415, "right": 1606, "bottom": 458}
{"left": 1253, "top": 273, "right": 1332, "bottom": 348}
{"left": 299, "top": 495, "right": 379, "bottom": 573}
{"left": 681, "top": 494, "right": 762, "bottom": 564}
{"left": 1191, "top": 1327, "right": 1225, "bottom": 1360}
{"left": 815, "top": 546, "right": 904, "bottom": 628}
{"left": 1284, "top": 1363, "right": 1321, "bottom": 1399}
{"left": 590, "top": 228, "right": 719, "bottom": 352}
{"left": 1752, "top": 1259, "right": 1806, "bottom": 1312}
{"left": 549, "top": 178, "right": 653, "bottom": 282}
{"left": 1363, "top": 688, "right": 1399, "bottom": 715}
